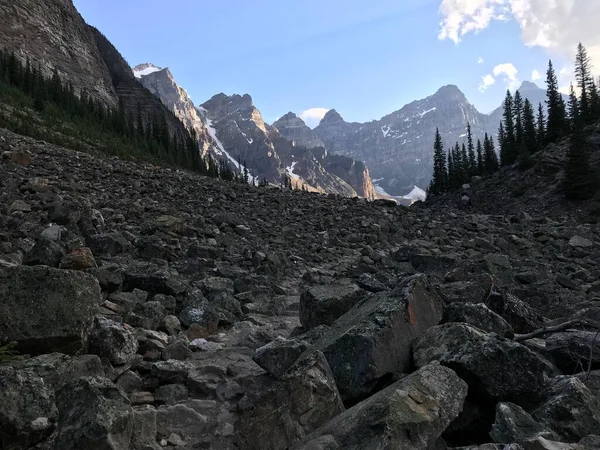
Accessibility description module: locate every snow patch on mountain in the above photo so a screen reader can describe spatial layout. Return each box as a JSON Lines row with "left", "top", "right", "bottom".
{"left": 286, "top": 161, "right": 300, "bottom": 179}
{"left": 417, "top": 107, "right": 437, "bottom": 118}
{"left": 203, "top": 114, "right": 255, "bottom": 183}
{"left": 134, "top": 64, "right": 163, "bottom": 78}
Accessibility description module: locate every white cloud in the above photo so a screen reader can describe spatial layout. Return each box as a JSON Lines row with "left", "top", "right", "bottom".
{"left": 531, "top": 69, "right": 541, "bottom": 81}
{"left": 493, "top": 63, "right": 520, "bottom": 90}
{"left": 478, "top": 56, "right": 485, "bottom": 64}
{"left": 479, "top": 74, "right": 496, "bottom": 92}
{"left": 438, "top": 0, "right": 600, "bottom": 72}
{"left": 299, "top": 108, "right": 330, "bottom": 128}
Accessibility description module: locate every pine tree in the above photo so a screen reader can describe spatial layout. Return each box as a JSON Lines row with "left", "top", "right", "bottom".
{"left": 522, "top": 99, "right": 537, "bottom": 154}
{"left": 447, "top": 151, "right": 455, "bottom": 190}
{"left": 483, "top": 133, "right": 499, "bottom": 175}
{"left": 476, "top": 139, "right": 484, "bottom": 176}
{"left": 428, "top": 128, "right": 447, "bottom": 195}
{"left": 513, "top": 90, "right": 524, "bottom": 146}
{"left": 568, "top": 83, "right": 580, "bottom": 130}
{"left": 546, "top": 60, "right": 567, "bottom": 143}
{"left": 574, "top": 43, "right": 593, "bottom": 119}
{"left": 498, "top": 122, "right": 506, "bottom": 166}
{"left": 466, "top": 123, "right": 476, "bottom": 177}
{"left": 501, "top": 90, "right": 517, "bottom": 165}
{"left": 536, "top": 102, "right": 546, "bottom": 149}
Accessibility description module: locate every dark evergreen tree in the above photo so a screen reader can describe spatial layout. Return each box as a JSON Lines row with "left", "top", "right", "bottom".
{"left": 513, "top": 90, "right": 524, "bottom": 146}
{"left": 466, "top": 123, "right": 476, "bottom": 177}
{"left": 476, "top": 138, "right": 484, "bottom": 176}
{"left": 536, "top": 102, "right": 546, "bottom": 150}
{"left": 574, "top": 43, "right": 593, "bottom": 119}
{"left": 501, "top": 90, "right": 517, "bottom": 165}
{"left": 546, "top": 60, "right": 567, "bottom": 143}
{"left": 483, "top": 133, "right": 499, "bottom": 175}
{"left": 522, "top": 99, "right": 537, "bottom": 154}
{"left": 568, "top": 83, "right": 580, "bottom": 130}
{"left": 428, "top": 128, "right": 447, "bottom": 195}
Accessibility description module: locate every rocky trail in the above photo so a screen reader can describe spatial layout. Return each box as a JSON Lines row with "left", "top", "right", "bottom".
{"left": 1, "top": 126, "right": 600, "bottom": 450}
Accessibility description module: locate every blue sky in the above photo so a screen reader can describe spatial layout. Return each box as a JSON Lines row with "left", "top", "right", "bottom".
{"left": 74, "top": 0, "right": 592, "bottom": 127}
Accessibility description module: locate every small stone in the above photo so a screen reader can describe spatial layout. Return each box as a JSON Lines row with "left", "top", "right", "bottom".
{"left": 569, "top": 236, "right": 593, "bottom": 248}
{"left": 130, "top": 391, "right": 155, "bottom": 405}
{"left": 40, "top": 225, "right": 62, "bottom": 241}
{"left": 10, "top": 200, "right": 31, "bottom": 213}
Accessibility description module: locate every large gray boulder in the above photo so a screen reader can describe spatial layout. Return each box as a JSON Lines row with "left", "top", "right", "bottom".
{"left": 54, "top": 377, "right": 134, "bottom": 450}
{"left": 291, "top": 363, "right": 468, "bottom": 450}
{"left": 0, "top": 365, "right": 58, "bottom": 449}
{"left": 299, "top": 283, "right": 366, "bottom": 329}
{"left": 442, "top": 302, "right": 514, "bottom": 338}
{"left": 298, "top": 274, "right": 443, "bottom": 403}
{"left": 0, "top": 265, "right": 101, "bottom": 355}
{"left": 236, "top": 351, "right": 344, "bottom": 450}
{"left": 413, "top": 323, "right": 555, "bottom": 407}
{"left": 531, "top": 376, "right": 600, "bottom": 442}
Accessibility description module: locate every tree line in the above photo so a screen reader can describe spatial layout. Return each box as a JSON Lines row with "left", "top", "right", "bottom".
{"left": 429, "top": 43, "right": 600, "bottom": 200}
{"left": 0, "top": 48, "right": 254, "bottom": 184}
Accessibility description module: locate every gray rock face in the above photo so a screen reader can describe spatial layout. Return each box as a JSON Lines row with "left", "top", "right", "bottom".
{"left": 273, "top": 112, "right": 326, "bottom": 149}
{"left": 291, "top": 363, "right": 468, "bottom": 450}
{"left": 199, "top": 93, "right": 375, "bottom": 198}
{"left": 237, "top": 351, "right": 344, "bottom": 450}
{"left": 300, "top": 274, "right": 444, "bottom": 403}
{"left": 0, "top": 0, "right": 118, "bottom": 107}
{"left": 54, "top": 377, "right": 134, "bottom": 450}
{"left": 134, "top": 64, "right": 220, "bottom": 158}
{"left": 253, "top": 336, "right": 310, "bottom": 378}
{"left": 0, "top": 265, "right": 102, "bottom": 355}
{"left": 413, "top": 323, "right": 554, "bottom": 407}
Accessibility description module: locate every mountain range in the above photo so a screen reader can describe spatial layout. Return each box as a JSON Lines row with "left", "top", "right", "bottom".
{"left": 0, "top": 0, "right": 566, "bottom": 201}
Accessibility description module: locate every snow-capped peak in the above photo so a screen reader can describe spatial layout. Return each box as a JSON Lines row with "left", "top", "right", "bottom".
{"left": 133, "top": 63, "right": 163, "bottom": 79}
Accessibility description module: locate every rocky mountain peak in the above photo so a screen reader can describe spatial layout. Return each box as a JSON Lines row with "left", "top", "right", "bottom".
{"left": 518, "top": 80, "right": 542, "bottom": 91}
{"left": 320, "top": 109, "right": 345, "bottom": 125}
{"left": 433, "top": 84, "right": 469, "bottom": 102}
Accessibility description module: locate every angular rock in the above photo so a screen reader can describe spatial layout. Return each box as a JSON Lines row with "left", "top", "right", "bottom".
{"left": 253, "top": 336, "right": 310, "bottom": 378}
{"left": 0, "top": 365, "right": 58, "bottom": 449}
{"left": 237, "top": 351, "right": 344, "bottom": 450}
{"left": 300, "top": 274, "right": 443, "bottom": 403}
{"left": 156, "top": 404, "right": 208, "bottom": 446}
{"left": 442, "top": 302, "right": 514, "bottom": 338}
{"left": 131, "top": 405, "right": 162, "bottom": 450}
{"left": 87, "top": 232, "right": 132, "bottom": 257}
{"left": 356, "top": 273, "right": 388, "bottom": 293}
{"left": 569, "top": 236, "right": 593, "bottom": 248}
{"left": 23, "top": 238, "right": 66, "bottom": 267}
{"left": 291, "top": 363, "right": 468, "bottom": 450}
{"left": 532, "top": 376, "right": 600, "bottom": 442}
{"left": 491, "top": 402, "right": 557, "bottom": 444}
{"left": 89, "top": 317, "right": 139, "bottom": 365}
{"left": 54, "top": 377, "right": 134, "bottom": 450}
{"left": 154, "top": 384, "right": 189, "bottom": 406}
{"left": 413, "top": 323, "right": 554, "bottom": 407}
{"left": 299, "top": 283, "right": 366, "bottom": 329}
{"left": 0, "top": 265, "right": 101, "bottom": 355}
